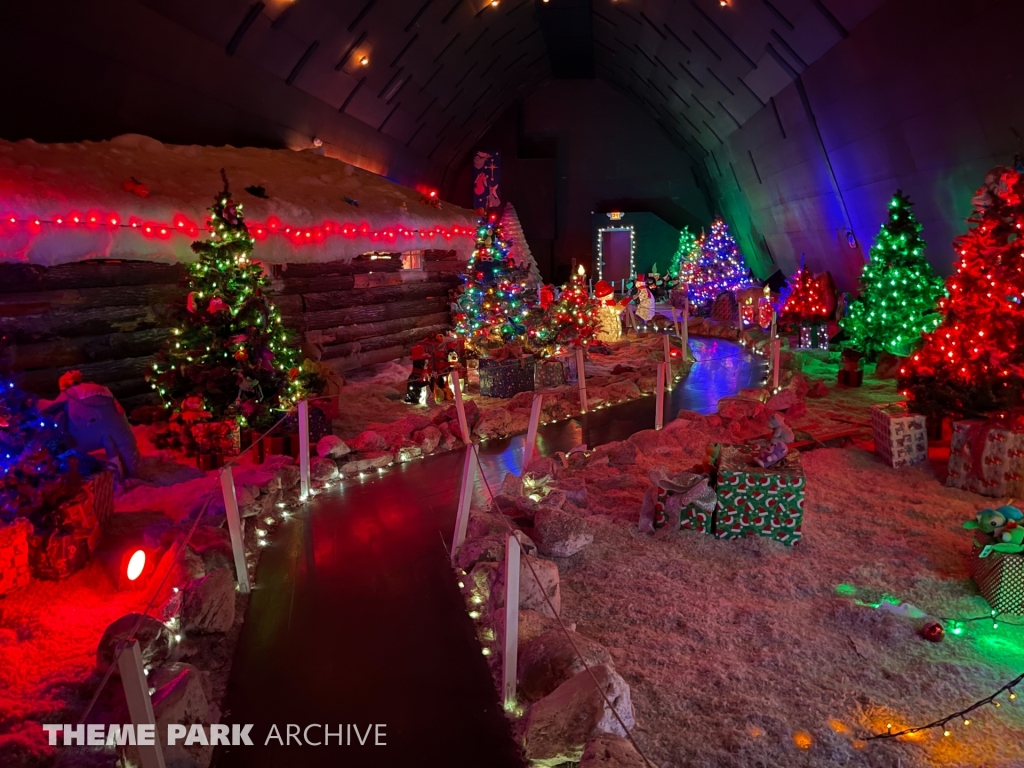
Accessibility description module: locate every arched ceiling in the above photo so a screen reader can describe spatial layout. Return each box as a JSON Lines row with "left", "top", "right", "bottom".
{"left": 141, "top": 0, "right": 885, "bottom": 169}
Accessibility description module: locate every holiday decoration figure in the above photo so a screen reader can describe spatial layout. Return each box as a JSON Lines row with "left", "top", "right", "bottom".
{"left": 149, "top": 171, "right": 312, "bottom": 428}
{"left": 685, "top": 217, "right": 749, "bottom": 309}
{"left": 593, "top": 280, "right": 625, "bottom": 343}
{"left": 634, "top": 275, "right": 656, "bottom": 323}
{"left": 670, "top": 226, "right": 702, "bottom": 281}
{"left": 899, "top": 167, "right": 1024, "bottom": 417}
{"left": 841, "top": 191, "right": 945, "bottom": 357}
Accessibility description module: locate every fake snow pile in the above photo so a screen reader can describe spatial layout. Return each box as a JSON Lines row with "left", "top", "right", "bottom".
{"left": 456, "top": 360, "right": 1024, "bottom": 767}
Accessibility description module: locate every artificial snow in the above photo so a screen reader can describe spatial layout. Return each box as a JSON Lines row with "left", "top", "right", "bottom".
{"left": 0, "top": 135, "right": 478, "bottom": 266}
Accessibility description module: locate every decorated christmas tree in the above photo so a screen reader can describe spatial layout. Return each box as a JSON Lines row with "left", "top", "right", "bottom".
{"left": 529, "top": 265, "right": 599, "bottom": 357}
{"left": 842, "top": 192, "right": 945, "bottom": 357}
{"left": 149, "top": 173, "right": 309, "bottom": 428}
{"left": 779, "top": 258, "right": 831, "bottom": 325}
{"left": 670, "top": 226, "right": 701, "bottom": 279}
{"left": 453, "top": 213, "right": 533, "bottom": 353}
{"left": 686, "top": 217, "right": 749, "bottom": 308}
{"left": 899, "top": 167, "right": 1024, "bottom": 417}
{"left": 499, "top": 203, "right": 542, "bottom": 286}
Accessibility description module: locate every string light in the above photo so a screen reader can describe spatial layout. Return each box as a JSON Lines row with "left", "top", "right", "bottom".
{"left": 683, "top": 217, "right": 749, "bottom": 309}
{"left": 595, "top": 223, "right": 636, "bottom": 282}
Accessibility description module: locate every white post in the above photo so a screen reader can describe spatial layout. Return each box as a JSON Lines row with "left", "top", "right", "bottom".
{"left": 450, "top": 371, "right": 472, "bottom": 445}
{"left": 772, "top": 339, "right": 781, "bottom": 391}
{"left": 671, "top": 306, "right": 682, "bottom": 339}
{"left": 575, "top": 347, "right": 588, "bottom": 413}
{"left": 682, "top": 299, "right": 689, "bottom": 360}
{"left": 655, "top": 363, "right": 666, "bottom": 430}
{"left": 502, "top": 533, "right": 521, "bottom": 709}
{"left": 298, "top": 400, "right": 310, "bottom": 500}
{"left": 662, "top": 333, "right": 673, "bottom": 389}
{"left": 451, "top": 445, "right": 477, "bottom": 565}
{"left": 220, "top": 466, "right": 251, "bottom": 594}
{"left": 118, "top": 640, "right": 167, "bottom": 768}
{"left": 524, "top": 393, "right": 543, "bottom": 469}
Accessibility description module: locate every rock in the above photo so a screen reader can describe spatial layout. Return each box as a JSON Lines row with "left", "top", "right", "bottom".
{"left": 515, "top": 555, "right": 561, "bottom": 618}
{"left": 807, "top": 380, "right": 829, "bottom": 398}
{"left": 310, "top": 456, "right": 339, "bottom": 485}
{"left": 97, "top": 614, "right": 175, "bottom": 675}
{"left": 606, "top": 441, "right": 637, "bottom": 468}
{"left": 525, "top": 665, "right": 635, "bottom": 766}
{"left": 148, "top": 663, "right": 214, "bottom": 768}
{"left": 519, "top": 629, "right": 612, "bottom": 700}
{"left": 525, "top": 456, "right": 563, "bottom": 478}
{"left": 500, "top": 472, "right": 524, "bottom": 498}
{"left": 785, "top": 401, "right": 808, "bottom": 419}
{"left": 316, "top": 435, "right": 351, "bottom": 459}
{"left": 236, "top": 484, "right": 258, "bottom": 508}
{"left": 766, "top": 389, "right": 797, "bottom": 411}
{"left": 509, "top": 391, "right": 537, "bottom": 410}
{"left": 189, "top": 526, "right": 234, "bottom": 573}
{"left": 533, "top": 509, "right": 593, "bottom": 557}
{"left": 474, "top": 407, "right": 512, "bottom": 439}
{"left": 181, "top": 568, "right": 236, "bottom": 634}
{"left": 580, "top": 734, "right": 648, "bottom": 768}
{"left": 738, "top": 387, "right": 769, "bottom": 402}
{"left": 538, "top": 490, "right": 567, "bottom": 511}
{"left": 637, "top": 375, "right": 656, "bottom": 393}
{"left": 150, "top": 544, "right": 205, "bottom": 602}
{"left": 412, "top": 425, "right": 442, "bottom": 454}
{"left": 606, "top": 380, "right": 641, "bottom": 402}
{"left": 779, "top": 350, "right": 802, "bottom": 371}
{"left": 444, "top": 399, "right": 480, "bottom": 427}
{"left": 338, "top": 451, "right": 393, "bottom": 474}
{"left": 394, "top": 440, "right": 422, "bottom": 461}
{"left": 436, "top": 420, "right": 458, "bottom": 449}
{"left": 278, "top": 463, "right": 301, "bottom": 490}
{"left": 467, "top": 510, "right": 510, "bottom": 538}
{"left": 377, "top": 414, "right": 434, "bottom": 438}
{"left": 705, "top": 414, "right": 722, "bottom": 428}
{"left": 493, "top": 493, "right": 541, "bottom": 520}
{"left": 468, "top": 561, "right": 499, "bottom": 605}
{"left": 456, "top": 530, "right": 537, "bottom": 571}
{"left": 549, "top": 478, "right": 587, "bottom": 506}
{"left": 787, "top": 373, "right": 811, "bottom": 398}
{"left": 519, "top": 609, "right": 576, "bottom": 646}
{"left": 718, "top": 397, "right": 764, "bottom": 421}
{"left": 349, "top": 430, "right": 386, "bottom": 452}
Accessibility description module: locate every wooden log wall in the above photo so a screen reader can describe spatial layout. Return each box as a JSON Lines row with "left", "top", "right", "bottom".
{"left": 0, "top": 250, "right": 461, "bottom": 409}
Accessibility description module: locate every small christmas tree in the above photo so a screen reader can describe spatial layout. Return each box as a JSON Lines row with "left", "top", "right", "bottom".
{"left": 670, "top": 226, "right": 701, "bottom": 279}
{"left": 149, "top": 172, "right": 309, "bottom": 428}
{"left": 453, "top": 213, "right": 533, "bottom": 353}
{"left": 686, "top": 217, "right": 748, "bottom": 308}
{"left": 899, "top": 167, "right": 1024, "bottom": 417}
{"left": 529, "top": 265, "right": 599, "bottom": 357}
{"left": 779, "top": 258, "right": 831, "bottom": 325}
{"left": 499, "top": 203, "right": 542, "bottom": 285}
{"left": 841, "top": 191, "right": 945, "bottom": 357}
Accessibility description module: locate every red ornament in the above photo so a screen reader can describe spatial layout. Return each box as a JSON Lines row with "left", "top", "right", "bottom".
{"left": 920, "top": 621, "right": 945, "bottom": 642}
{"left": 288, "top": 367, "right": 300, "bottom": 380}
{"left": 234, "top": 348, "right": 249, "bottom": 361}
{"left": 207, "top": 296, "right": 229, "bottom": 314}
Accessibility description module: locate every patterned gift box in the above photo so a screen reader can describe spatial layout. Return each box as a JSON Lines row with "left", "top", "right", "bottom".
{"left": 479, "top": 356, "right": 536, "bottom": 398}
{"left": 648, "top": 469, "right": 717, "bottom": 534}
{"left": 189, "top": 419, "right": 241, "bottom": 456}
{"left": 871, "top": 403, "right": 928, "bottom": 468}
{"left": 712, "top": 443, "right": 805, "bottom": 545}
{"left": 534, "top": 359, "right": 566, "bottom": 389}
{"left": 970, "top": 541, "right": 1024, "bottom": 616}
{"left": 947, "top": 420, "right": 1024, "bottom": 497}
{"left": 28, "top": 470, "right": 111, "bottom": 580}
{"left": 0, "top": 519, "right": 32, "bottom": 596}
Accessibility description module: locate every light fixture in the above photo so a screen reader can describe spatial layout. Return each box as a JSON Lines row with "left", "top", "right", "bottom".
{"left": 359, "top": 55, "right": 369, "bottom": 66}
{"left": 490, "top": 0, "right": 499, "bottom": 6}
{"left": 126, "top": 550, "right": 146, "bottom": 582}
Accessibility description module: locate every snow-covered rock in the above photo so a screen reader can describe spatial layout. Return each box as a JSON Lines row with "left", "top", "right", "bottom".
{"left": 316, "top": 435, "right": 351, "bottom": 459}
{"left": 338, "top": 451, "right": 392, "bottom": 474}
{"left": 525, "top": 664, "right": 635, "bottom": 766}
{"left": 766, "top": 389, "right": 797, "bottom": 411}
{"left": 97, "top": 614, "right": 175, "bottom": 675}
{"left": 182, "top": 568, "right": 236, "bottom": 634}
{"left": 310, "top": 456, "right": 339, "bottom": 485}
{"left": 533, "top": 509, "right": 593, "bottom": 558}
{"left": 456, "top": 530, "right": 537, "bottom": 571}
{"left": 473, "top": 407, "right": 512, "bottom": 439}
{"left": 519, "top": 629, "right": 612, "bottom": 701}
{"left": 349, "top": 430, "right": 387, "bottom": 452}
{"left": 580, "top": 734, "right": 648, "bottom": 768}
{"left": 411, "top": 425, "right": 442, "bottom": 453}
{"left": 148, "top": 663, "right": 215, "bottom": 768}
{"left": 518, "top": 609, "right": 577, "bottom": 646}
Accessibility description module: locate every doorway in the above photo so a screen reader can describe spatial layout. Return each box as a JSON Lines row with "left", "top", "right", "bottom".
{"left": 600, "top": 229, "right": 633, "bottom": 283}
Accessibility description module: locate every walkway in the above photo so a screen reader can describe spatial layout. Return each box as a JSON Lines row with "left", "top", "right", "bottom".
{"left": 213, "top": 339, "right": 762, "bottom": 767}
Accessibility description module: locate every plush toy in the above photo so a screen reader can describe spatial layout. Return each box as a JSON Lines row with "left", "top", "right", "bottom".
{"left": 755, "top": 413, "right": 794, "bottom": 468}
{"left": 405, "top": 346, "right": 431, "bottom": 405}
{"left": 41, "top": 379, "right": 141, "bottom": 477}
{"left": 966, "top": 505, "right": 1024, "bottom": 557}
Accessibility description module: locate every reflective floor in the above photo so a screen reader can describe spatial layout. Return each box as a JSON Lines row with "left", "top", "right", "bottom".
{"left": 214, "top": 339, "right": 762, "bottom": 767}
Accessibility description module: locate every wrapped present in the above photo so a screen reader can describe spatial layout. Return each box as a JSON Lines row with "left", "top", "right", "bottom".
{"left": 871, "top": 403, "right": 928, "bottom": 468}
{"left": 556, "top": 352, "right": 578, "bottom": 384}
{"left": 837, "top": 369, "right": 863, "bottom": 387}
{"left": 189, "top": 419, "right": 241, "bottom": 456}
{"left": 479, "top": 356, "right": 536, "bottom": 398}
{"left": 712, "top": 443, "right": 805, "bottom": 545}
{"left": 535, "top": 359, "right": 566, "bottom": 389}
{"left": 0, "top": 519, "right": 32, "bottom": 596}
{"left": 948, "top": 420, "right": 1024, "bottom": 497}
{"left": 970, "top": 541, "right": 1024, "bottom": 616}
{"left": 28, "top": 470, "right": 111, "bottom": 580}
{"left": 640, "top": 467, "right": 717, "bottom": 534}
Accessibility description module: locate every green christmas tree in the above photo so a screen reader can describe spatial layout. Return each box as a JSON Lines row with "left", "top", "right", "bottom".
{"left": 841, "top": 191, "right": 945, "bottom": 357}
{"left": 670, "top": 226, "right": 701, "bottom": 279}
{"left": 529, "top": 264, "right": 599, "bottom": 357}
{"left": 149, "top": 173, "right": 309, "bottom": 428}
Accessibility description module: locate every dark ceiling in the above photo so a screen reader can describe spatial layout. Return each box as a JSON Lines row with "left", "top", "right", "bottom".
{"left": 140, "top": 0, "right": 884, "bottom": 167}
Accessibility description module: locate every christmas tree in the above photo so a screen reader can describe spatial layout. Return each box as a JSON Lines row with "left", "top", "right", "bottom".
{"left": 149, "top": 173, "right": 309, "bottom": 428}
{"left": 779, "top": 258, "right": 831, "bottom": 325}
{"left": 453, "top": 213, "right": 534, "bottom": 353}
{"left": 841, "top": 191, "right": 945, "bottom": 357}
{"left": 899, "top": 167, "right": 1024, "bottom": 417}
{"left": 529, "top": 265, "right": 599, "bottom": 357}
{"left": 670, "top": 226, "right": 701, "bottom": 279}
{"left": 499, "top": 203, "right": 542, "bottom": 285}
{"left": 686, "top": 217, "right": 749, "bottom": 308}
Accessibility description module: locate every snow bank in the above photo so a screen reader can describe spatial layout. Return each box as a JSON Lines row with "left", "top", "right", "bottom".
{"left": 0, "top": 135, "right": 478, "bottom": 266}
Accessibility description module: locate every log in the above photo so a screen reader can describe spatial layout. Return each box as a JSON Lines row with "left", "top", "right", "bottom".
{"left": 269, "top": 274, "right": 355, "bottom": 295}
{"left": 0, "top": 283, "right": 184, "bottom": 312}
{"left": 293, "top": 297, "right": 448, "bottom": 331}
{"left": 304, "top": 312, "right": 450, "bottom": 347}
{"left": 424, "top": 249, "right": 458, "bottom": 261}
{"left": 323, "top": 345, "right": 406, "bottom": 374}
{"left": 12, "top": 328, "right": 168, "bottom": 370}
{"left": 19, "top": 355, "right": 157, "bottom": 397}
{"left": 279, "top": 259, "right": 401, "bottom": 279}
{"left": 320, "top": 323, "right": 451, "bottom": 361}
{"left": 0, "top": 305, "right": 174, "bottom": 343}
{"left": 0, "top": 261, "right": 185, "bottom": 292}
{"left": 353, "top": 272, "right": 404, "bottom": 289}
{"left": 300, "top": 280, "right": 455, "bottom": 313}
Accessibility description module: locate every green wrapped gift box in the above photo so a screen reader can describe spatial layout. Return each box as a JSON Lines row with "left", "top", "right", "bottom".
{"left": 712, "top": 443, "right": 805, "bottom": 545}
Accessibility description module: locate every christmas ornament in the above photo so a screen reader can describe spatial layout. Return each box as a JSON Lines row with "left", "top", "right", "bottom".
{"left": 234, "top": 348, "right": 248, "bottom": 361}
{"left": 920, "top": 621, "right": 945, "bottom": 642}
{"left": 208, "top": 296, "right": 229, "bottom": 314}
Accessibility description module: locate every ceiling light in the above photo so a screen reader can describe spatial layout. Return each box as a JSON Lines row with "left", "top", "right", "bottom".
{"left": 359, "top": 55, "right": 369, "bottom": 66}
{"left": 490, "top": 0, "right": 499, "bottom": 6}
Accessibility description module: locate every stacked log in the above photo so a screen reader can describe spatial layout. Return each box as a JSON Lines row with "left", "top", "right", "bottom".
{"left": 0, "top": 250, "right": 463, "bottom": 404}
